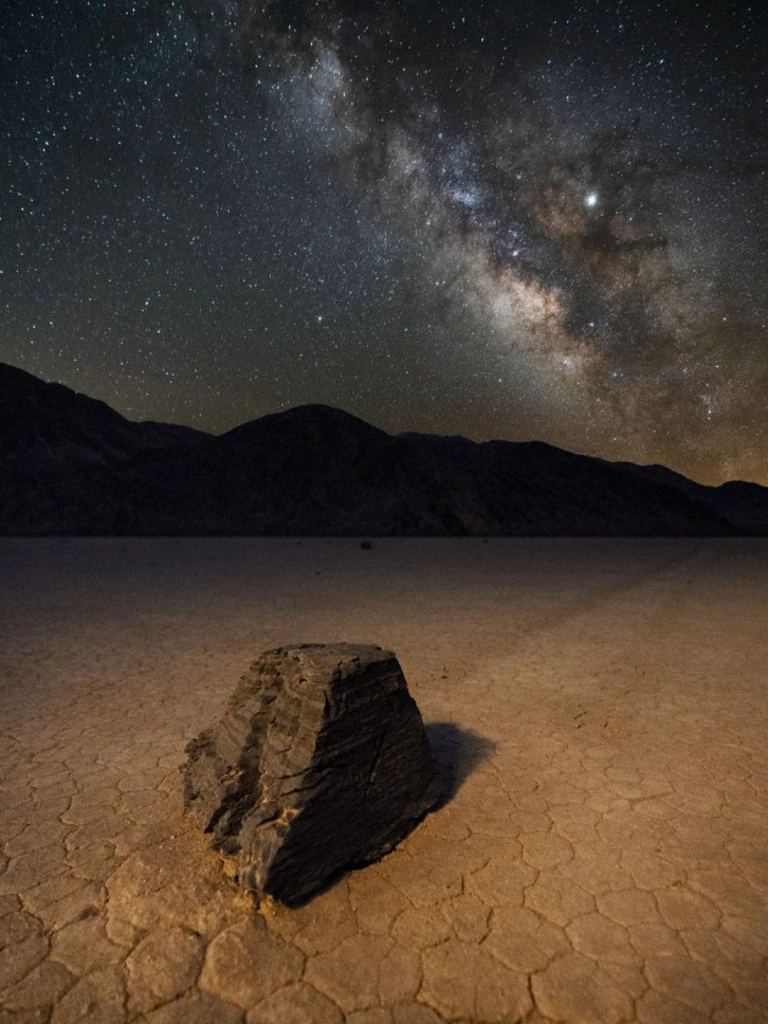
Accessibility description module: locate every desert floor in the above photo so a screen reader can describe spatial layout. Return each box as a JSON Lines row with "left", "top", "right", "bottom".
{"left": 1, "top": 537, "right": 767, "bottom": 1024}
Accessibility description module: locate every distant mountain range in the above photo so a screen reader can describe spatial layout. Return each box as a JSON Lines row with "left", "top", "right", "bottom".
{"left": 1, "top": 362, "right": 766, "bottom": 535}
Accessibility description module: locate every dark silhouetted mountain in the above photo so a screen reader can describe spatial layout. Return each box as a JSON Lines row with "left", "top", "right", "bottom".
{"left": 0, "top": 363, "right": 210, "bottom": 534}
{"left": 1, "top": 362, "right": 766, "bottom": 535}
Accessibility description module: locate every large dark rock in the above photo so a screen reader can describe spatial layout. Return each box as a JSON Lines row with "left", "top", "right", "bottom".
{"left": 181, "top": 643, "right": 441, "bottom": 905}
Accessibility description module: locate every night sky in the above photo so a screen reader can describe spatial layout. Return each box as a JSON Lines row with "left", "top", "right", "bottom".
{"left": 2, "top": 1, "right": 767, "bottom": 485}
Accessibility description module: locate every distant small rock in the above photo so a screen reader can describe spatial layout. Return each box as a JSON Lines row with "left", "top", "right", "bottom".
{"left": 181, "top": 643, "right": 441, "bottom": 905}
{"left": 360, "top": 540, "right": 373, "bottom": 550}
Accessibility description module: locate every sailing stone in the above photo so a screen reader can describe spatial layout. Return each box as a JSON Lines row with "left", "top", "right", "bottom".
{"left": 182, "top": 643, "right": 441, "bottom": 904}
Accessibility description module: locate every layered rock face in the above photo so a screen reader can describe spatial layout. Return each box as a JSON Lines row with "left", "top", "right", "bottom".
{"left": 182, "top": 643, "right": 441, "bottom": 905}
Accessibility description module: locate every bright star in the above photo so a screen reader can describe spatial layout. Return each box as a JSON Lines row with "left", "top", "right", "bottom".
{"left": 585, "top": 192, "right": 599, "bottom": 208}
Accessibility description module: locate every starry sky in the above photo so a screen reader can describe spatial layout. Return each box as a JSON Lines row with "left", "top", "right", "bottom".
{"left": 2, "top": 0, "right": 767, "bottom": 484}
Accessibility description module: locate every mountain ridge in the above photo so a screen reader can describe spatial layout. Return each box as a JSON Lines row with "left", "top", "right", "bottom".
{"left": 1, "top": 362, "right": 765, "bottom": 536}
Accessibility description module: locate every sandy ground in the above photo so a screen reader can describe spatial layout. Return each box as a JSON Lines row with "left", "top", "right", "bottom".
{"left": 1, "top": 537, "right": 768, "bottom": 1024}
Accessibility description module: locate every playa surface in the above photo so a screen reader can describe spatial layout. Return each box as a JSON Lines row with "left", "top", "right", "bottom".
{"left": 1, "top": 537, "right": 767, "bottom": 1024}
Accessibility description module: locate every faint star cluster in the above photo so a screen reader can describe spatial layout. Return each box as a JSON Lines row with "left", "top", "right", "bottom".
{"left": 1, "top": 0, "right": 767, "bottom": 483}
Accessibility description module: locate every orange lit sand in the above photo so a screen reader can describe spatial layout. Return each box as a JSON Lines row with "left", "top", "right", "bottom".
{"left": 1, "top": 538, "right": 767, "bottom": 1023}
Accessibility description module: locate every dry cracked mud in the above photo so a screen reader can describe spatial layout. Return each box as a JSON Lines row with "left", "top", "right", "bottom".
{"left": 1, "top": 537, "right": 767, "bottom": 1023}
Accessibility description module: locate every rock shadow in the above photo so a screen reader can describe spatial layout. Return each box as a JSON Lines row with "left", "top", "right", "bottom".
{"left": 425, "top": 721, "right": 496, "bottom": 808}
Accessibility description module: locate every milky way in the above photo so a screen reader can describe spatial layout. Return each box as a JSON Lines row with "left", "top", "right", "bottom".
{"left": 2, "top": 1, "right": 767, "bottom": 483}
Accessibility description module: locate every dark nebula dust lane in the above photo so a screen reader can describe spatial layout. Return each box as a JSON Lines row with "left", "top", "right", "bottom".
{"left": 1, "top": 0, "right": 767, "bottom": 484}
